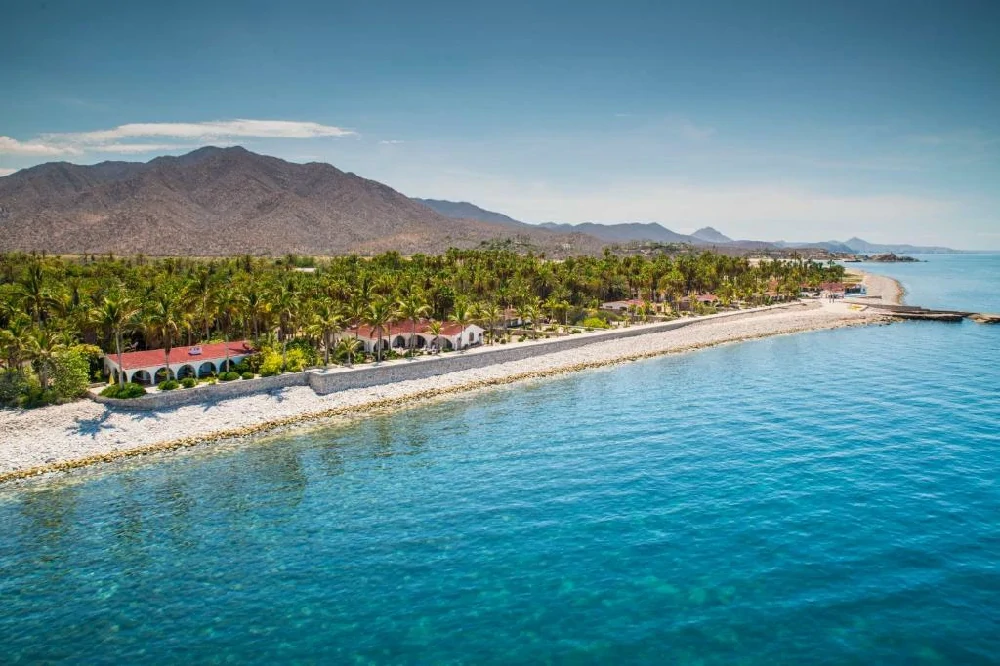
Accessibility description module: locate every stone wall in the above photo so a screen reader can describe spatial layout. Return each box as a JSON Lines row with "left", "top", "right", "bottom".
{"left": 93, "top": 304, "right": 800, "bottom": 411}
{"left": 93, "top": 371, "right": 308, "bottom": 411}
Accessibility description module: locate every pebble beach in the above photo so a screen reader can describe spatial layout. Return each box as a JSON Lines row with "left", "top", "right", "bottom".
{"left": 0, "top": 273, "right": 900, "bottom": 483}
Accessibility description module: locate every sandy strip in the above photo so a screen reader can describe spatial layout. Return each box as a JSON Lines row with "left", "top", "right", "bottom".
{"left": 850, "top": 268, "right": 905, "bottom": 305}
{"left": 0, "top": 287, "right": 900, "bottom": 484}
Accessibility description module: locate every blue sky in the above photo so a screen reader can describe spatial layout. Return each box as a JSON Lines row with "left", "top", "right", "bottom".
{"left": 1, "top": 0, "right": 998, "bottom": 248}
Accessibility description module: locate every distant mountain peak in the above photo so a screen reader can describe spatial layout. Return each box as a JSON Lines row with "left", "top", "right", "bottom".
{"left": 691, "top": 226, "right": 732, "bottom": 243}
{"left": 412, "top": 198, "right": 527, "bottom": 229}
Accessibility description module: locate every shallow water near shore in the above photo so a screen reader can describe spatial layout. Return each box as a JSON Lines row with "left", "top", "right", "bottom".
{"left": 2, "top": 257, "right": 999, "bottom": 663}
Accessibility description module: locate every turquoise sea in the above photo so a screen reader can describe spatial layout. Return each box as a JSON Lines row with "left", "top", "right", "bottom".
{"left": 1, "top": 256, "right": 998, "bottom": 664}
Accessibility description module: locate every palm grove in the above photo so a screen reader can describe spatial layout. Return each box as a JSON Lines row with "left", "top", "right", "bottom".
{"left": 0, "top": 249, "right": 845, "bottom": 407}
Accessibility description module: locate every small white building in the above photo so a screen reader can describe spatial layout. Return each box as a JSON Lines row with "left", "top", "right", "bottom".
{"left": 340, "top": 322, "right": 485, "bottom": 353}
{"left": 104, "top": 340, "right": 255, "bottom": 385}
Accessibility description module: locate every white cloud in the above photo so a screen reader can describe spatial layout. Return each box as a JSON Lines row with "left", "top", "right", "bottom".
{"left": 0, "top": 167, "right": 18, "bottom": 177}
{"left": 379, "top": 139, "right": 404, "bottom": 145}
{"left": 1, "top": 119, "right": 356, "bottom": 158}
{"left": 672, "top": 118, "right": 716, "bottom": 140}
{"left": 0, "top": 136, "right": 80, "bottom": 156}
{"left": 86, "top": 142, "right": 198, "bottom": 154}
{"left": 47, "top": 119, "right": 356, "bottom": 143}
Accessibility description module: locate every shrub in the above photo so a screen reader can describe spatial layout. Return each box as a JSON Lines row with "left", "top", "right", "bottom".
{"left": 259, "top": 350, "right": 283, "bottom": 376}
{"left": 181, "top": 377, "right": 197, "bottom": 388}
{"left": 219, "top": 371, "right": 240, "bottom": 381}
{"left": 19, "top": 387, "right": 56, "bottom": 409}
{"left": 158, "top": 379, "right": 180, "bottom": 391}
{"left": 100, "top": 382, "right": 147, "bottom": 399}
{"left": 0, "top": 372, "right": 28, "bottom": 407}
{"left": 284, "top": 348, "right": 308, "bottom": 372}
{"left": 51, "top": 348, "right": 91, "bottom": 403}
{"left": 241, "top": 372, "right": 254, "bottom": 380}
{"left": 235, "top": 359, "right": 251, "bottom": 374}
{"left": 582, "top": 317, "right": 610, "bottom": 329}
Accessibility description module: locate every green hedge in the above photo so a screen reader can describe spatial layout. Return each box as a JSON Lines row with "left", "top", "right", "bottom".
{"left": 219, "top": 371, "right": 241, "bottom": 381}
{"left": 158, "top": 379, "right": 180, "bottom": 391}
{"left": 181, "top": 377, "right": 198, "bottom": 388}
{"left": 100, "top": 382, "right": 147, "bottom": 399}
{"left": 241, "top": 372, "right": 254, "bottom": 380}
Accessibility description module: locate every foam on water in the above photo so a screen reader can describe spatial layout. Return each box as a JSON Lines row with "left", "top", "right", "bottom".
{"left": 1, "top": 256, "right": 998, "bottom": 664}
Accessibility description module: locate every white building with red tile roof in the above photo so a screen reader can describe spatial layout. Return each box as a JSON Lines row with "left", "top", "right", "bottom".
{"left": 104, "top": 340, "right": 255, "bottom": 385}
{"left": 339, "top": 321, "right": 485, "bottom": 352}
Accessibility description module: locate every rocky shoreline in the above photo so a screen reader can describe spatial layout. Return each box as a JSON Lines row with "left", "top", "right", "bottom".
{"left": 0, "top": 280, "right": 901, "bottom": 485}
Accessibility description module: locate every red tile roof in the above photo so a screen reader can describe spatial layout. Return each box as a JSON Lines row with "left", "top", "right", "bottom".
{"left": 819, "top": 282, "right": 846, "bottom": 292}
{"left": 348, "top": 321, "right": 470, "bottom": 339}
{"left": 108, "top": 341, "right": 254, "bottom": 370}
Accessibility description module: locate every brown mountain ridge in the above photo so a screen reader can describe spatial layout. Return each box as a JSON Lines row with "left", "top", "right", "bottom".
{"left": 0, "top": 146, "right": 602, "bottom": 257}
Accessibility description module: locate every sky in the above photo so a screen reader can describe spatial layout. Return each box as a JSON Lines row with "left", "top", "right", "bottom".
{"left": 1, "top": 0, "right": 998, "bottom": 248}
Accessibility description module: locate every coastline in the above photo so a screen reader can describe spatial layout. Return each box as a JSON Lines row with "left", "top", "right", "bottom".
{"left": 0, "top": 277, "right": 902, "bottom": 485}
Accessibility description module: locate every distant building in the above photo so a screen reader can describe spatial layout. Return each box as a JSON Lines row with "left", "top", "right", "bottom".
{"left": 104, "top": 340, "right": 254, "bottom": 385}
{"left": 340, "top": 321, "right": 485, "bottom": 353}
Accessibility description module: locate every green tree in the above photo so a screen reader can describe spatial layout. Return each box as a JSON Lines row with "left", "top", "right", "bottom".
{"left": 365, "top": 297, "right": 395, "bottom": 362}
{"left": 144, "top": 289, "right": 184, "bottom": 382}
{"left": 397, "top": 292, "right": 430, "bottom": 356}
{"left": 51, "top": 347, "right": 91, "bottom": 402}
{"left": 93, "top": 290, "right": 141, "bottom": 387}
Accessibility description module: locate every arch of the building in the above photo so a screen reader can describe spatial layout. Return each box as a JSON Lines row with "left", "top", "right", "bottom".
{"left": 413, "top": 334, "right": 428, "bottom": 349}
{"left": 218, "top": 359, "right": 237, "bottom": 372}
{"left": 392, "top": 335, "right": 407, "bottom": 348}
{"left": 154, "top": 367, "right": 174, "bottom": 383}
{"left": 198, "top": 362, "right": 216, "bottom": 378}
{"left": 176, "top": 364, "right": 196, "bottom": 380}
{"left": 440, "top": 337, "right": 454, "bottom": 351}
{"left": 131, "top": 369, "right": 153, "bottom": 385}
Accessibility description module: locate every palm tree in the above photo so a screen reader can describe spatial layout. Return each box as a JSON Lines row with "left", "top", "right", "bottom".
{"left": 0, "top": 314, "right": 33, "bottom": 377}
{"left": 477, "top": 302, "right": 502, "bottom": 344}
{"left": 334, "top": 336, "right": 361, "bottom": 367}
{"left": 93, "top": 290, "right": 141, "bottom": 386}
{"left": 144, "top": 289, "right": 184, "bottom": 382}
{"left": 274, "top": 279, "right": 301, "bottom": 371}
{"left": 26, "top": 326, "right": 67, "bottom": 391}
{"left": 448, "top": 299, "right": 472, "bottom": 350}
{"left": 310, "top": 302, "right": 343, "bottom": 366}
{"left": 396, "top": 292, "right": 430, "bottom": 356}
{"left": 366, "top": 297, "right": 395, "bottom": 362}
{"left": 426, "top": 320, "right": 444, "bottom": 354}
{"left": 16, "top": 263, "right": 52, "bottom": 324}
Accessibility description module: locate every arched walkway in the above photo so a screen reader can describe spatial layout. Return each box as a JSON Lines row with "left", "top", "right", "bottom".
{"left": 218, "top": 359, "right": 236, "bottom": 372}
{"left": 154, "top": 367, "right": 173, "bottom": 383}
{"left": 413, "top": 335, "right": 427, "bottom": 349}
{"left": 393, "top": 335, "right": 407, "bottom": 349}
{"left": 176, "top": 364, "right": 196, "bottom": 380}
{"left": 198, "top": 362, "right": 216, "bottom": 378}
{"left": 440, "top": 338, "right": 454, "bottom": 351}
{"left": 131, "top": 370, "right": 153, "bottom": 386}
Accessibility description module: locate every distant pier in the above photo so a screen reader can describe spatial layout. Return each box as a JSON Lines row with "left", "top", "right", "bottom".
{"left": 846, "top": 300, "right": 998, "bottom": 323}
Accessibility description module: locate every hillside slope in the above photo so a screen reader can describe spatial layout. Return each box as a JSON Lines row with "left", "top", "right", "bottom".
{"left": 0, "top": 147, "right": 600, "bottom": 256}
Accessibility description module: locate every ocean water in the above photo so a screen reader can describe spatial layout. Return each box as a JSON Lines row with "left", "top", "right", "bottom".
{"left": 1, "top": 257, "right": 999, "bottom": 664}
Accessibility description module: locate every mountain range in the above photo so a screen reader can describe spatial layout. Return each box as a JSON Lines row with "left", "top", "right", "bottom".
{"left": 0, "top": 147, "right": 601, "bottom": 256}
{"left": 420, "top": 200, "right": 962, "bottom": 254}
{"left": 0, "top": 147, "right": 961, "bottom": 256}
